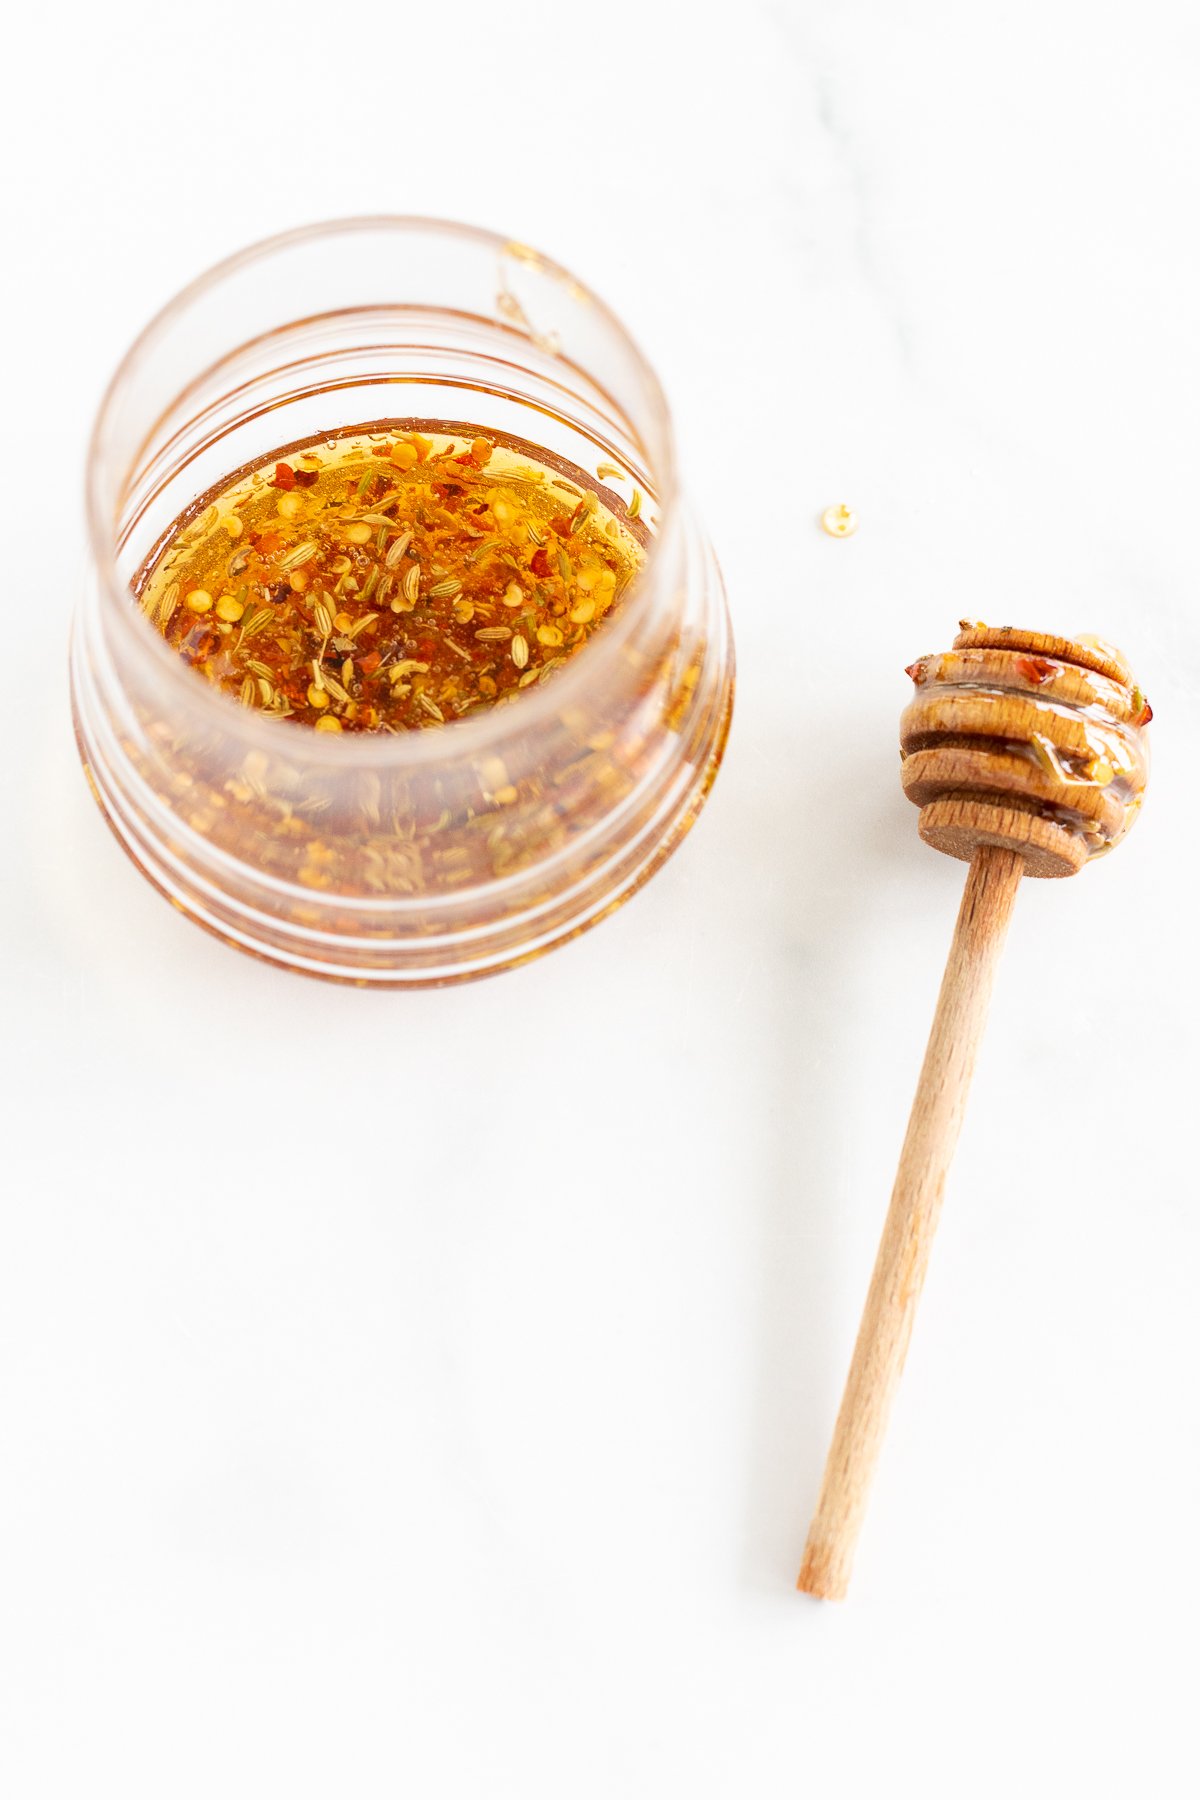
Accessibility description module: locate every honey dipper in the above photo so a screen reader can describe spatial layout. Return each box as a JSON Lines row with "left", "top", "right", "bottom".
{"left": 797, "top": 622, "right": 1152, "bottom": 1600}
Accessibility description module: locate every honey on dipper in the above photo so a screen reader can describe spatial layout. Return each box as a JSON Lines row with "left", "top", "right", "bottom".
{"left": 900, "top": 621, "right": 1151, "bottom": 874}
{"left": 798, "top": 621, "right": 1152, "bottom": 1601}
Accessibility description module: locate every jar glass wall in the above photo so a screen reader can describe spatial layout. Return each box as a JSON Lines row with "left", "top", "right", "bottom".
{"left": 72, "top": 218, "right": 734, "bottom": 985}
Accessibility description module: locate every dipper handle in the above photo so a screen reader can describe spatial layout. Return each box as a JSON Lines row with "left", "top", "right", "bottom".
{"left": 798, "top": 844, "right": 1025, "bottom": 1600}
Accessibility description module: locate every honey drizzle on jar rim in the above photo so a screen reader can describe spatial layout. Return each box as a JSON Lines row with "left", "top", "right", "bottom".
{"left": 134, "top": 422, "right": 650, "bottom": 736}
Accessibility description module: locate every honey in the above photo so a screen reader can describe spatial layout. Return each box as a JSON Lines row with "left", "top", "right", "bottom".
{"left": 135, "top": 422, "right": 648, "bottom": 732}
{"left": 76, "top": 217, "right": 736, "bottom": 983}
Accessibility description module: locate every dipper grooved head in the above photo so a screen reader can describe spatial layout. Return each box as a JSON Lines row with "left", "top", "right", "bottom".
{"left": 900, "top": 623, "right": 1151, "bottom": 878}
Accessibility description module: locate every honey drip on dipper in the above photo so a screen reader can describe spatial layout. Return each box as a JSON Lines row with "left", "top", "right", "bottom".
{"left": 901, "top": 622, "right": 1151, "bottom": 873}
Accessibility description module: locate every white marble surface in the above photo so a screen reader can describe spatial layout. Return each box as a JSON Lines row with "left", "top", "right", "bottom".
{"left": 3, "top": 2, "right": 1198, "bottom": 1793}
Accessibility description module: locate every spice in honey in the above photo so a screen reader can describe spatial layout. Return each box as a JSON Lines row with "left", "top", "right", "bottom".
{"left": 136, "top": 424, "right": 648, "bottom": 732}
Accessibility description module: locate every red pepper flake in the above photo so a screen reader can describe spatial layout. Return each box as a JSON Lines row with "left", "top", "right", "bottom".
{"left": 904, "top": 660, "right": 927, "bottom": 684}
{"left": 359, "top": 650, "right": 381, "bottom": 676}
{"left": 548, "top": 515, "right": 573, "bottom": 538}
{"left": 294, "top": 468, "right": 319, "bottom": 488}
{"left": 269, "top": 462, "right": 296, "bottom": 490}
{"left": 1014, "top": 654, "right": 1056, "bottom": 685}
{"left": 251, "top": 530, "right": 285, "bottom": 556}
{"left": 1135, "top": 699, "right": 1153, "bottom": 727}
{"left": 452, "top": 452, "right": 475, "bottom": 465}
{"left": 530, "top": 547, "right": 551, "bottom": 578}
{"left": 180, "top": 626, "right": 215, "bottom": 663}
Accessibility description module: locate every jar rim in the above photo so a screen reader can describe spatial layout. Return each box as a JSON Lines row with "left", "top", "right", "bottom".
{"left": 85, "top": 213, "right": 680, "bottom": 768}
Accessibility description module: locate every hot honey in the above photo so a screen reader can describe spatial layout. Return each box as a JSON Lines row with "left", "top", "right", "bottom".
{"left": 76, "top": 219, "right": 736, "bottom": 985}
{"left": 136, "top": 423, "right": 648, "bottom": 733}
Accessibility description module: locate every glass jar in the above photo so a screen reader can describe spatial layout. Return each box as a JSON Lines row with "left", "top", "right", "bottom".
{"left": 72, "top": 218, "right": 734, "bottom": 985}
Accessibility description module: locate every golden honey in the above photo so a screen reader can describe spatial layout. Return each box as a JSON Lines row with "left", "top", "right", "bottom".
{"left": 136, "top": 422, "right": 647, "bottom": 734}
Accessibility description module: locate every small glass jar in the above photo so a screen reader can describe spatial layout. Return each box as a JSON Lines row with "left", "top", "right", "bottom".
{"left": 72, "top": 218, "right": 734, "bottom": 985}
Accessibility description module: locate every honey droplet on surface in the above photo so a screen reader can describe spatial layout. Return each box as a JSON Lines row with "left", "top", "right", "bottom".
{"left": 821, "top": 503, "right": 858, "bottom": 539}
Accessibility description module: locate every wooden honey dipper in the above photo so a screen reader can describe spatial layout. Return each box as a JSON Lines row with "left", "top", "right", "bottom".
{"left": 798, "top": 621, "right": 1152, "bottom": 1600}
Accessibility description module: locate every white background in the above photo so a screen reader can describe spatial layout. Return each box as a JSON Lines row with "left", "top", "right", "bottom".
{"left": 3, "top": 2, "right": 1198, "bottom": 1794}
